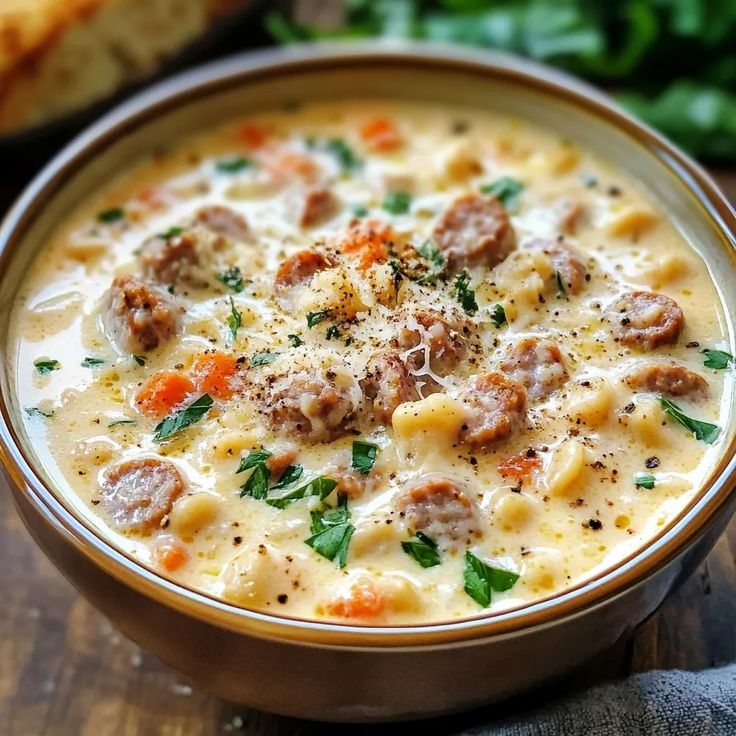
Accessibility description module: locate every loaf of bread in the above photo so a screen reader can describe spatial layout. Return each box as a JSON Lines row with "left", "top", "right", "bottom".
{"left": 0, "top": 0, "right": 248, "bottom": 134}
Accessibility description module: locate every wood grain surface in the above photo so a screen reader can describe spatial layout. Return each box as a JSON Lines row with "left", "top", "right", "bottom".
{"left": 1, "top": 173, "right": 735, "bottom": 736}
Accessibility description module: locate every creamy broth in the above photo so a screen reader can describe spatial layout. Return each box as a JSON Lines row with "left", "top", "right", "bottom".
{"left": 9, "top": 100, "right": 730, "bottom": 624}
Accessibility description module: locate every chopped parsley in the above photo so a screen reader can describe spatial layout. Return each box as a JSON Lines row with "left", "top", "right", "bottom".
{"left": 108, "top": 419, "right": 137, "bottom": 428}
{"left": 236, "top": 450, "right": 272, "bottom": 474}
{"left": 159, "top": 226, "right": 185, "bottom": 240}
{"left": 240, "top": 463, "right": 271, "bottom": 500}
{"left": 215, "top": 156, "right": 252, "bottom": 173}
{"left": 480, "top": 177, "right": 524, "bottom": 209}
{"left": 133, "top": 355, "right": 146, "bottom": 366}
{"left": 81, "top": 356, "right": 105, "bottom": 368}
{"left": 416, "top": 239, "right": 446, "bottom": 284}
{"left": 288, "top": 334, "right": 304, "bottom": 347}
{"left": 327, "top": 138, "right": 360, "bottom": 173}
{"left": 153, "top": 393, "right": 213, "bottom": 442}
{"left": 658, "top": 396, "right": 720, "bottom": 444}
{"left": 453, "top": 270, "right": 478, "bottom": 314}
{"left": 401, "top": 532, "right": 441, "bottom": 568}
{"left": 227, "top": 296, "right": 242, "bottom": 342}
{"left": 702, "top": 349, "right": 733, "bottom": 370}
{"left": 250, "top": 352, "right": 280, "bottom": 367}
{"left": 351, "top": 440, "right": 378, "bottom": 475}
{"left": 217, "top": 266, "right": 245, "bottom": 293}
{"left": 267, "top": 475, "right": 337, "bottom": 509}
{"left": 490, "top": 304, "right": 507, "bottom": 328}
{"left": 33, "top": 358, "right": 59, "bottom": 375}
{"left": 306, "top": 309, "right": 331, "bottom": 328}
{"left": 555, "top": 271, "right": 568, "bottom": 300}
{"left": 634, "top": 472, "right": 656, "bottom": 489}
{"left": 325, "top": 325, "right": 341, "bottom": 340}
{"left": 24, "top": 406, "right": 54, "bottom": 418}
{"left": 463, "top": 551, "right": 520, "bottom": 607}
{"left": 352, "top": 205, "right": 369, "bottom": 218}
{"left": 305, "top": 493, "right": 354, "bottom": 568}
{"left": 382, "top": 190, "right": 412, "bottom": 215}
{"left": 272, "top": 464, "right": 304, "bottom": 490}
{"left": 97, "top": 207, "right": 125, "bottom": 223}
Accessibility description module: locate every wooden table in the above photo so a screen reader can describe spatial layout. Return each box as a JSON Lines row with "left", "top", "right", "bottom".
{"left": 2, "top": 174, "right": 735, "bottom": 736}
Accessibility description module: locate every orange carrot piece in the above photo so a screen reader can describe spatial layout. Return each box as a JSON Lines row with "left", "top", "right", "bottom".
{"left": 191, "top": 352, "right": 238, "bottom": 399}
{"left": 338, "top": 219, "right": 395, "bottom": 270}
{"left": 156, "top": 542, "right": 188, "bottom": 572}
{"left": 265, "top": 151, "right": 317, "bottom": 182}
{"left": 235, "top": 122, "right": 270, "bottom": 149}
{"left": 360, "top": 117, "right": 402, "bottom": 152}
{"left": 498, "top": 450, "right": 542, "bottom": 482}
{"left": 136, "top": 371, "right": 195, "bottom": 417}
{"left": 327, "top": 580, "right": 386, "bottom": 619}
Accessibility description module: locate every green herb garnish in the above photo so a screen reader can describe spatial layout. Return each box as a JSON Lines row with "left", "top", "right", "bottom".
{"left": 288, "top": 334, "right": 304, "bottom": 347}
{"left": 153, "top": 393, "right": 213, "bottom": 442}
{"left": 217, "top": 266, "right": 245, "bottom": 293}
{"left": 240, "top": 462, "right": 271, "bottom": 500}
{"left": 480, "top": 177, "right": 524, "bottom": 209}
{"left": 33, "top": 358, "right": 59, "bottom": 375}
{"left": 24, "top": 406, "right": 54, "bottom": 418}
{"left": 305, "top": 492, "right": 354, "bottom": 568}
{"left": 327, "top": 139, "right": 360, "bottom": 173}
{"left": 81, "top": 356, "right": 105, "bottom": 368}
{"left": 401, "top": 532, "right": 441, "bottom": 568}
{"left": 352, "top": 205, "right": 369, "bottom": 218}
{"left": 227, "top": 296, "right": 242, "bottom": 342}
{"left": 97, "top": 207, "right": 125, "bottom": 223}
{"left": 325, "top": 325, "right": 341, "bottom": 340}
{"left": 416, "top": 239, "right": 446, "bottom": 284}
{"left": 251, "top": 352, "right": 280, "bottom": 367}
{"left": 463, "top": 551, "right": 520, "bottom": 607}
{"left": 272, "top": 464, "right": 304, "bottom": 490}
{"left": 267, "top": 475, "right": 337, "bottom": 509}
{"left": 108, "top": 419, "right": 137, "bottom": 428}
{"left": 453, "top": 270, "right": 478, "bottom": 314}
{"left": 490, "top": 304, "right": 507, "bottom": 328}
{"left": 555, "top": 271, "right": 568, "bottom": 300}
{"left": 216, "top": 156, "right": 252, "bottom": 174}
{"left": 634, "top": 472, "right": 656, "bottom": 489}
{"left": 236, "top": 450, "right": 272, "bottom": 473}
{"left": 351, "top": 440, "right": 378, "bottom": 475}
{"left": 702, "top": 349, "right": 733, "bottom": 370}
{"left": 306, "top": 309, "right": 331, "bottom": 328}
{"left": 658, "top": 396, "right": 720, "bottom": 444}
{"left": 159, "top": 226, "right": 185, "bottom": 240}
{"left": 133, "top": 355, "right": 146, "bottom": 366}
{"left": 382, "top": 190, "right": 412, "bottom": 215}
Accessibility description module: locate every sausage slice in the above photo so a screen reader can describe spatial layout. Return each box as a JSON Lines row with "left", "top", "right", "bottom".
{"left": 432, "top": 193, "right": 516, "bottom": 271}
{"left": 395, "top": 476, "right": 481, "bottom": 552}
{"left": 608, "top": 291, "right": 684, "bottom": 349}
{"left": 140, "top": 231, "right": 201, "bottom": 285}
{"left": 300, "top": 188, "right": 340, "bottom": 228}
{"left": 457, "top": 372, "right": 527, "bottom": 449}
{"left": 500, "top": 336, "right": 569, "bottom": 401}
{"left": 101, "top": 275, "right": 181, "bottom": 354}
{"left": 529, "top": 238, "right": 586, "bottom": 295}
{"left": 273, "top": 249, "right": 337, "bottom": 291}
{"left": 361, "top": 351, "right": 418, "bottom": 424}
{"left": 257, "top": 364, "right": 362, "bottom": 443}
{"left": 625, "top": 363, "right": 708, "bottom": 398}
{"left": 100, "top": 457, "right": 183, "bottom": 533}
{"left": 195, "top": 205, "right": 250, "bottom": 241}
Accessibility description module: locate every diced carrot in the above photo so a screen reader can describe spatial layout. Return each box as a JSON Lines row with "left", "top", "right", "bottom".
{"left": 156, "top": 542, "right": 188, "bottom": 572}
{"left": 327, "top": 580, "right": 386, "bottom": 619}
{"left": 338, "top": 219, "right": 395, "bottom": 270}
{"left": 136, "top": 371, "right": 195, "bottom": 417}
{"left": 136, "top": 186, "right": 168, "bottom": 209}
{"left": 498, "top": 450, "right": 542, "bottom": 482}
{"left": 360, "top": 117, "right": 402, "bottom": 152}
{"left": 265, "top": 151, "right": 318, "bottom": 182}
{"left": 191, "top": 352, "right": 238, "bottom": 399}
{"left": 235, "top": 122, "right": 270, "bottom": 149}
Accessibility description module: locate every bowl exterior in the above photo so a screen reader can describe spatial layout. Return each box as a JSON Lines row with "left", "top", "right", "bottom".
{"left": 2, "top": 43, "right": 736, "bottom": 721}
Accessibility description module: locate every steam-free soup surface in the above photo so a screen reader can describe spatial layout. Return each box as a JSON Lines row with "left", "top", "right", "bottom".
{"left": 10, "top": 100, "right": 730, "bottom": 623}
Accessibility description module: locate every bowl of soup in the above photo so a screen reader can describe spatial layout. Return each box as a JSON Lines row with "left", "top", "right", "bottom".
{"left": 1, "top": 43, "right": 736, "bottom": 721}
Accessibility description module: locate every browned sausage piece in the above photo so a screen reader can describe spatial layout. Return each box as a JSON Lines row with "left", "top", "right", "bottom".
{"left": 101, "top": 275, "right": 181, "bottom": 354}
{"left": 500, "top": 336, "right": 569, "bottom": 401}
{"left": 324, "top": 464, "right": 378, "bottom": 499}
{"left": 273, "top": 249, "right": 337, "bottom": 291}
{"left": 457, "top": 372, "right": 527, "bottom": 449}
{"left": 140, "top": 231, "right": 201, "bottom": 285}
{"left": 195, "top": 205, "right": 250, "bottom": 241}
{"left": 395, "top": 476, "right": 481, "bottom": 552}
{"left": 432, "top": 193, "right": 516, "bottom": 271}
{"left": 257, "top": 365, "right": 362, "bottom": 443}
{"left": 361, "top": 351, "right": 418, "bottom": 423}
{"left": 300, "top": 188, "right": 340, "bottom": 228}
{"left": 529, "top": 238, "right": 587, "bottom": 295}
{"left": 608, "top": 291, "right": 684, "bottom": 349}
{"left": 625, "top": 363, "right": 708, "bottom": 398}
{"left": 396, "top": 309, "right": 471, "bottom": 376}
{"left": 100, "top": 457, "right": 183, "bottom": 533}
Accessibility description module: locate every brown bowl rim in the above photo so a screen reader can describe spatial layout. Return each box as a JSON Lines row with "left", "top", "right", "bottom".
{"left": 2, "top": 42, "right": 736, "bottom": 647}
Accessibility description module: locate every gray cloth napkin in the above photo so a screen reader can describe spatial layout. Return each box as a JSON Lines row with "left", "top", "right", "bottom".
{"left": 456, "top": 665, "right": 736, "bottom": 735}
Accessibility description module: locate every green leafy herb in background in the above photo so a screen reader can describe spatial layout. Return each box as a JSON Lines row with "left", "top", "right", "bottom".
{"left": 402, "top": 532, "right": 441, "bottom": 568}
{"left": 480, "top": 177, "right": 524, "bottom": 209}
{"left": 382, "top": 190, "right": 412, "bottom": 214}
{"left": 266, "top": 1, "right": 736, "bottom": 162}
{"left": 33, "top": 358, "right": 59, "bottom": 375}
